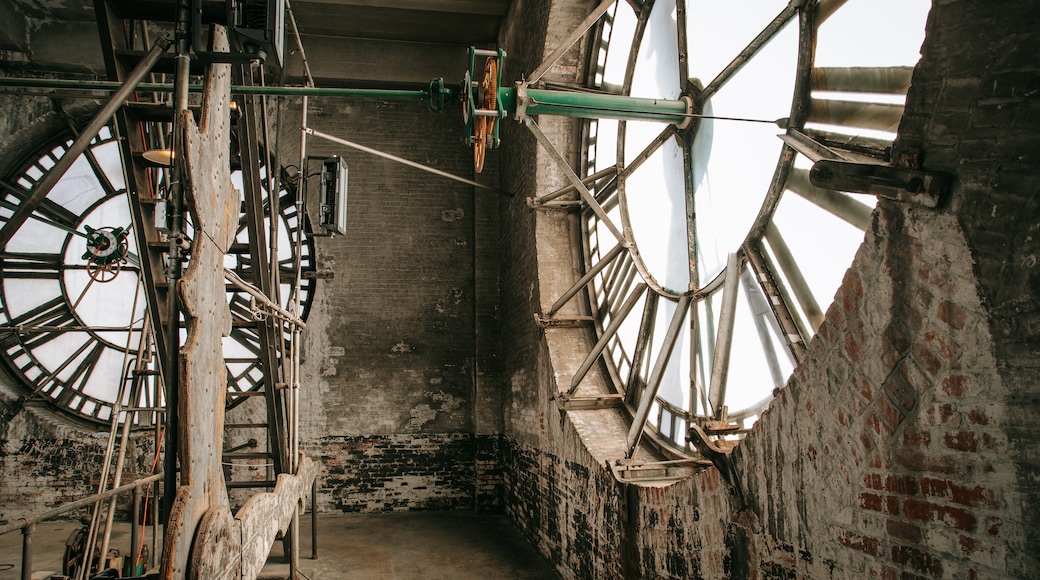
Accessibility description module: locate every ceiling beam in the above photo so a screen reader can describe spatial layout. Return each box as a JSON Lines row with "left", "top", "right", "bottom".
{"left": 293, "top": 0, "right": 509, "bottom": 16}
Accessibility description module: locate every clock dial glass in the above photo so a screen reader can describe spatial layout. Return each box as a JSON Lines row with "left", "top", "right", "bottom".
{"left": 0, "top": 126, "right": 315, "bottom": 424}
{"left": 579, "top": 0, "right": 930, "bottom": 452}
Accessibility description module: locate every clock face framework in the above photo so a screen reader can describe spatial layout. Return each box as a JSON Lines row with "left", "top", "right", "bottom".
{"left": 578, "top": 0, "right": 930, "bottom": 452}
{"left": 0, "top": 125, "right": 315, "bottom": 425}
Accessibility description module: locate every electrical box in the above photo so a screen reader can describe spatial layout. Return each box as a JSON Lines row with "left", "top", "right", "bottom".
{"left": 319, "top": 156, "right": 348, "bottom": 236}
{"left": 228, "top": 0, "right": 285, "bottom": 66}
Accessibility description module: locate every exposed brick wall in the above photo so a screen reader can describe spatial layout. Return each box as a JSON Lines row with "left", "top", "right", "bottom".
{"left": 893, "top": 2, "right": 1040, "bottom": 574}
{"left": 307, "top": 433, "right": 502, "bottom": 512}
{"left": 296, "top": 96, "right": 478, "bottom": 438}
{"left": 0, "top": 394, "right": 157, "bottom": 522}
{"left": 502, "top": 435, "right": 626, "bottom": 579}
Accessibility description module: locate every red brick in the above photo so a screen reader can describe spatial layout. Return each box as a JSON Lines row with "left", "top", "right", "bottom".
{"left": 981, "top": 432, "right": 1002, "bottom": 451}
{"left": 859, "top": 377, "right": 875, "bottom": 403}
{"left": 860, "top": 492, "right": 884, "bottom": 511}
{"left": 887, "top": 519, "right": 923, "bottom": 543}
{"left": 876, "top": 396, "right": 903, "bottom": 431}
{"left": 837, "top": 530, "right": 881, "bottom": 556}
{"left": 886, "top": 475, "right": 919, "bottom": 496}
{"left": 965, "top": 407, "right": 989, "bottom": 425}
{"left": 891, "top": 544, "right": 944, "bottom": 577}
{"left": 949, "top": 483, "right": 999, "bottom": 508}
{"left": 943, "top": 430, "right": 978, "bottom": 452}
{"left": 843, "top": 269, "right": 864, "bottom": 296}
{"left": 985, "top": 517, "right": 1002, "bottom": 537}
{"left": 937, "top": 505, "right": 977, "bottom": 531}
{"left": 912, "top": 342, "right": 942, "bottom": 377}
{"left": 903, "top": 498, "right": 934, "bottom": 522}
{"left": 903, "top": 426, "right": 931, "bottom": 448}
{"left": 923, "top": 403, "right": 958, "bottom": 426}
{"left": 920, "top": 477, "right": 950, "bottom": 500}
{"left": 845, "top": 335, "right": 863, "bottom": 362}
{"left": 937, "top": 300, "right": 966, "bottom": 330}
{"left": 923, "top": 329, "right": 955, "bottom": 359}
{"left": 941, "top": 374, "right": 976, "bottom": 398}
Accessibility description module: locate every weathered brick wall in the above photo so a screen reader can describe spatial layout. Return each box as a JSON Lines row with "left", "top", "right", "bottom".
{"left": 891, "top": 1, "right": 1040, "bottom": 575}
{"left": 304, "top": 433, "right": 501, "bottom": 513}
{"left": 285, "top": 88, "right": 502, "bottom": 510}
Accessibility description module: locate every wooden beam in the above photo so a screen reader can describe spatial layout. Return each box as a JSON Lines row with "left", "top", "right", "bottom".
{"left": 159, "top": 25, "right": 237, "bottom": 580}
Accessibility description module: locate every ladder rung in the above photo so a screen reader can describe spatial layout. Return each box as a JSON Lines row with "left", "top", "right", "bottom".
{"left": 226, "top": 390, "right": 265, "bottom": 397}
{"left": 226, "top": 423, "right": 269, "bottom": 429}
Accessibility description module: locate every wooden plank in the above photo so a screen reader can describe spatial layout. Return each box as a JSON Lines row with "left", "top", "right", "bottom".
{"left": 160, "top": 25, "right": 237, "bottom": 580}
{"left": 236, "top": 458, "right": 321, "bottom": 580}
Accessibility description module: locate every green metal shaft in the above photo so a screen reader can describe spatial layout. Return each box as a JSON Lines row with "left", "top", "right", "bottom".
{"left": 499, "top": 87, "right": 690, "bottom": 123}
{"left": 0, "top": 77, "right": 438, "bottom": 100}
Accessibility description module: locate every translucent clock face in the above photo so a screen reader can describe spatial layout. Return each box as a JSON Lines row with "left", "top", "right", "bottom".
{"left": 581, "top": 0, "right": 930, "bottom": 451}
{"left": 0, "top": 126, "right": 315, "bottom": 424}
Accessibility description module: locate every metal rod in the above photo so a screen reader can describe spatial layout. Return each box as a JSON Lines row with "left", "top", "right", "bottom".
{"left": 810, "top": 66, "right": 914, "bottom": 94}
{"left": 535, "top": 166, "right": 615, "bottom": 204}
{"left": 224, "top": 268, "right": 306, "bottom": 327}
{"left": 699, "top": 2, "right": 797, "bottom": 103}
{"left": 744, "top": 241, "right": 807, "bottom": 362}
{"left": 567, "top": 283, "right": 647, "bottom": 395}
{"left": 626, "top": 294, "right": 692, "bottom": 457}
{"left": 764, "top": 223, "right": 823, "bottom": 329}
{"left": 0, "top": 474, "right": 165, "bottom": 535}
{"left": 523, "top": 117, "right": 627, "bottom": 242}
{"left": 20, "top": 523, "right": 33, "bottom": 580}
{"left": 284, "top": 0, "right": 314, "bottom": 88}
{"left": 131, "top": 486, "right": 142, "bottom": 574}
{"left": 708, "top": 253, "right": 740, "bottom": 420}
{"left": 0, "top": 77, "right": 435, "bottom": 98}
{"left": 503, "top": 87, "right": 691, "bottom": 123}
{"left": 164, "top": 0, "right": 191, "bottom": 528}
{"left": 786, "top": 167, "right": 873, "bottom": 230}
{"left": 741, "top": 268, "right": 785, "bottom": 388}
{"left": 549, "top": 242, "right": 625, "bottom": 316}
{"left": 0, "top": 36, "right": 171, "bottom": 249}
{"left": 304, "top": 127, "right": 505, "bottom": 194}
{"left": 528, "top": 0, "right": 617, "bottom": 84}
{"left": 624, "top": 291, "right": 658, "bottom": 408}
{"left": 311, "top": 476, "right": 318, "bottom": 559}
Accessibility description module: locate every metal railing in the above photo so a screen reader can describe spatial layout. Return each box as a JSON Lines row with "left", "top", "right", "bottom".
{"left": 0, "top": 473, "right": 163, "bottom": 580}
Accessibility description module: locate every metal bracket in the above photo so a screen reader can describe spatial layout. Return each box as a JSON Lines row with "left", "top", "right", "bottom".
{"left": 533, "top": 313, "right": 594, "bottom": 328}
{"left": 809, "top": 158, "right": 951, "bottom": 208}
{"left": 609, "top": 458, "right": 709, "bottom": 484}
{"left": 554, "top": 392, "right": 625, "bottom": 411}
{"left": 526, "top": 197, "right": 583, "bottom": 210}
{"left": 514, "top": 81, "right": 529, "bottom": 122}
{"left": 688, "top": 423, "right": 745, "bottom": 507}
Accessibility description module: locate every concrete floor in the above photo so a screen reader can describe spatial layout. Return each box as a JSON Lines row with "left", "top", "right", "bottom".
{"left": 0, "top": 512, "right": 558, "bottom": 580}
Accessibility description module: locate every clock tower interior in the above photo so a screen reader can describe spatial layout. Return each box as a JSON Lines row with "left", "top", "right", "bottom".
{"left": 0, "top": 0, "right": 1037, "bottom": 578}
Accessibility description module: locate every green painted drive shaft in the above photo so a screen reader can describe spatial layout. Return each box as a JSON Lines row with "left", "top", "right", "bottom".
{"left": 498, "top": 87, "right": 692, "bottom": 124}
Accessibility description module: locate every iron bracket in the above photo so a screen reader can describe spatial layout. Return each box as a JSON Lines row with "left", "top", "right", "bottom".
{"left": 809, "top": 158, "right": 951, "bottom": 208}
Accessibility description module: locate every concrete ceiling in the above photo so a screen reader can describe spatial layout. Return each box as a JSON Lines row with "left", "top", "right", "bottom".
{"left": 0, "top": 0, "right": 510, "bottom": 86}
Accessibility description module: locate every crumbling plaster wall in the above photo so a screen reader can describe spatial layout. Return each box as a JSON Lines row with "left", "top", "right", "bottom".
{"left": 498, "top": 0, "right": 1039, "bottom": 578}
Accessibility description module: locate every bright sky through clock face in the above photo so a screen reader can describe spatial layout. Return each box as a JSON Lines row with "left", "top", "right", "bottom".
{"left": 582, "top": 0, "right": 930, "bottom": 450}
